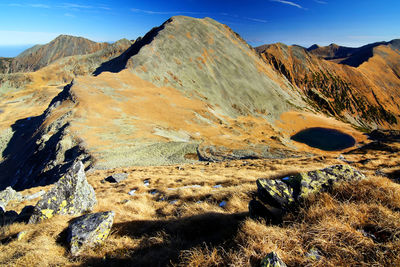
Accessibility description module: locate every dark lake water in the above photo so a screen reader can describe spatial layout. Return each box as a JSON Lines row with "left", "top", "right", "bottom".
{"left": 291, "top": 127, "right": 356, "bottom": 151}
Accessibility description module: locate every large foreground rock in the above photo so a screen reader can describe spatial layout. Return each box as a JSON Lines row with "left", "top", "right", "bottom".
{"left": 29, "top": 161, "right": 96, "bottom": 223}
{"left": 67, "top": 211, "right": 115, "bottom": 256}
{"left": 250, "top": 165, "right": 365, "bottom": 223}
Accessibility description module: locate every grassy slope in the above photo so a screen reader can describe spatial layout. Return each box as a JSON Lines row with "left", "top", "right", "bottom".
{"left": 1, "top": 141, "right": 400, "bottom": 266}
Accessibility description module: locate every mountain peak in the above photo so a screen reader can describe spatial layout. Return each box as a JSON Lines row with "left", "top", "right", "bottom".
{"left": 307, "top": 44, "right": 320, "bottom": 51}
{"left": 6, "top": 34, "right": 109, "bottom": 73}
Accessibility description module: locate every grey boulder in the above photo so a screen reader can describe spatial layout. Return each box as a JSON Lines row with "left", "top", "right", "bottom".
{"left": 0, "top": 186, "right": 22, "bottom": 211}
{"left": 67, "top": 211, "right": 115, "bottom": 256}
{"left": 29, "top": 161, "right": 96, "bottom": 223}
{"left": 250, "top": 165, "right": 366, "bottom": 224}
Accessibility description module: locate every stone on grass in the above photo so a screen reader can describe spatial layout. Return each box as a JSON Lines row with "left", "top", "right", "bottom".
{"left": 294, "top": 164, "right": 365, "bottom": 200}
{"left": 261, "top": 252, "right": 287, "bottom": 267}
{"left": 250, "top": 165, "right": 365, "bottom": 223}
{"left": 306, "top": 247, "right": 322, "bottom": 261}
{"left": 29, "top": 161, "right": 96, "bottom": 223}
{"left": 104, "top": 173, "right": 128, "bottom": 183}
{"left": 0, "top": 186, "right": 23, "bottom": 210}
{"left": 17, "top": 231, "right": 27, "bottom": 241}
{"left": 67, "top": 211, "right": 115, "bottom": 256}
{"left": 256, "top": 179, "right": 295, "bottom": 209}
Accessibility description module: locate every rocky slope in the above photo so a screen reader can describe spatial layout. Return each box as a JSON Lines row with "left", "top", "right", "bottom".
{"left": 257, "top": 40, "right": 400, "bottom": 129}
{"left": 0, "top": 35, "right": 109, "bottom": 74}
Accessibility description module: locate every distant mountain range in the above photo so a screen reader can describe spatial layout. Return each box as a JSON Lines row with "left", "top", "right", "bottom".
{"left": 0, "top": 16, "right": 399, "bottom": 190}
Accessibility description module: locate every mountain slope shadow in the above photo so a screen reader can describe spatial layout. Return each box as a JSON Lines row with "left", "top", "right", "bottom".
{"left": 79, "top": 212, "right": 248, "bottom": 267}
{"left": 93, "top": 21, "right": 168, "bottom": 76}
{"left": 0, "top": 83, "right": 92, "bottom": 191}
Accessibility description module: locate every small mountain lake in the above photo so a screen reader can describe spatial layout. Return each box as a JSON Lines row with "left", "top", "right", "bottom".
{"left": 291, "top": 127, "right": 356, "bottom": 151}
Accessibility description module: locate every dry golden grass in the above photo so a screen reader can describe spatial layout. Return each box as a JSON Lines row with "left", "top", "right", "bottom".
{"left": 1, "top": 147, "right": 400, "bottom": 266}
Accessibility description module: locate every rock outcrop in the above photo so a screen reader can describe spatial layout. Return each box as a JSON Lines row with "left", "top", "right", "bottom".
{"left": 249, "top": 165, "right": 365, "bottom": 223}
{"left": 0, "top": 186, "right": 22, "bottom": 211}
{"left": 67, "top": 211, "right": 115, "bottom": 256}
{"left": 29, "top": 161, "right": 96, "bottom": 223}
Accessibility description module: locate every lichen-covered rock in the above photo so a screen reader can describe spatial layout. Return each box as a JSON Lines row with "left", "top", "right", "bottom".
{"left": 256, "top": 179, "right": 295, "bottom": 209}
{"left": 306, "top": 247, "right": 322, "bottom": 261}
{"left": 260, "top": 252, "right": 287, "bottom": 267}
{"left": 0, "top": 186, "right": 22, "bottom": 210}
{"left": 29, "top": 161, "right": 96, "bottom": 223}
{"left": 251, "top": 165, "right": 365, "bottom": 222}
{"left": 292, "top": 164, "right": 365, "bottom": 200}
{"left": 67, "top": 211, "right": 114, "bottom": 256}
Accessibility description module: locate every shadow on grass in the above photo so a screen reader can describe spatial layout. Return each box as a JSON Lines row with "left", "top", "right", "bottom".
{"left": 79, "top": 211, "right": 248, "bottom": 267}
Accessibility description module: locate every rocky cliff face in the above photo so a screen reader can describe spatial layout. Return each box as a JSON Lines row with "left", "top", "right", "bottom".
{"left": 257, "top": 41, "right": 400, "bottom": 129}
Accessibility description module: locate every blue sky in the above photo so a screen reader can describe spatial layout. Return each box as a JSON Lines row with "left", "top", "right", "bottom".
{"left": 0, "top": 0, "right": 399, "bottom": 57}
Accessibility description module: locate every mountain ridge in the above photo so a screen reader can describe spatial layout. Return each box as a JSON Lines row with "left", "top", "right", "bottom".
{"left": 0, "top": 35, "right": 110, "bottom": 74}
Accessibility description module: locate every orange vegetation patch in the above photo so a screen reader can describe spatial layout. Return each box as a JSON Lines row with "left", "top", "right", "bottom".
{"left": 56, "top": 70, "right": 287, "bottom": 161}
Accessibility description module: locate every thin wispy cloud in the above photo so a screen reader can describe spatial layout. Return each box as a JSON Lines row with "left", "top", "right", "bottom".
{"left": 131, "top": 8, "right": 205, "bottom": 15}
{"left": 270, "top": 0, "right": 303, "bottom": 9}
{"left": 314, "top": 0, "right": 327, "bottom": 4}
{"left": 8, "top": 3, "right": 50, "bottom": 8}
{"left": 59, "top": 3, "right": 94, "bottom": 9}
{"left": 131, "top": 8, "right": 267, "bottom": 23}
{"left": 244, "top": 17, "right": 268, "bottom": 23}
{"left": 7, "top": 2, "right": 111, "bottom": 11}
{"left": 64, "top": 13, "right": 76, "bottom": 18}
{"left": 29, "top": 3, "right": 50, "bottom": 8}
